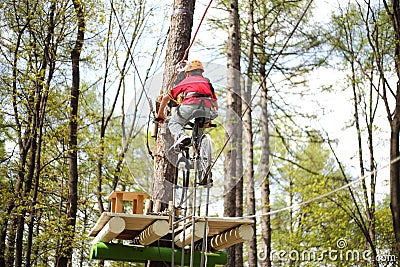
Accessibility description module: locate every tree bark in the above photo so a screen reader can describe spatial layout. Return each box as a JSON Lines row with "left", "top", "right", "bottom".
{"left": 14, "top": 15, "right": 52, "bottom": 265}
{"left": 56, "top": 0, "right": 85, "bottom": 265}
{"left": 151, "top": 0, "right": 194, "bottom": 212}
{"left": 244, "top": 0, "right": 257, "bottom": 265}
{"left": 225, "top": 0, "right": 241, "bottom": 265}
{"left": 3, "top": 13, "right": 30, "bottom": 267}
{"left": 383, "top": 0, "right": 400, "bottom": 257}
{"left": 25, "top": 3, "right": 56, "bottom": 265}
{"left": 260, "top": 62, "right": 271, "bottom": 267}
{"left": 390, "top": 118, "right": 400, "bottom": 256}
{"left": 150, "top": 0, "right": 194, "bottom": 266}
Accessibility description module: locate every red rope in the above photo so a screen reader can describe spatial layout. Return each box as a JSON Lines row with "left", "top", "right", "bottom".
{"left": 164, "top": 0, "right": 214, "bottom": 94}
{"left": 180, "top": 0, "right": 214, "bottom": 64}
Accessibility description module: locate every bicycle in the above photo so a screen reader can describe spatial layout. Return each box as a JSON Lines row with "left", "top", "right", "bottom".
{"left": 172, "top": 109, "right": 214, "bottom": 211}
{"left": 170, "top": 109, "right": 216, "bottom": 267}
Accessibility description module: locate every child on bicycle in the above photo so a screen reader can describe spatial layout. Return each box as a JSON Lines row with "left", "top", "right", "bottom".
{"left": 156, "top": 59, "right": 218, "bottom": 148}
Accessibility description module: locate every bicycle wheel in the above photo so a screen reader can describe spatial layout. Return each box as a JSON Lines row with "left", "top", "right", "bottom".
{"left": 174, "top": 151, "right": 191, "bottom": 209}
{"left": 197, "top": 134, "right": 213, "bottom": 185}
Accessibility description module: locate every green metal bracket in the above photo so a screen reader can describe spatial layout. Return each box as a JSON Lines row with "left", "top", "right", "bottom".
{"left": 90, "top": 242, "right": 227, "bottom": 266}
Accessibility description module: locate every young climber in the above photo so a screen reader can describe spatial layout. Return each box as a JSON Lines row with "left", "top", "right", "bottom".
{"left": 156, "top": 59, "right": 218, "bottom": 147}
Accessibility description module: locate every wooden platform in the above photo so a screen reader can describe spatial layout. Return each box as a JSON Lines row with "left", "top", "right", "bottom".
{"left": 90, "top": 211, "right": 255, "bottom": 250}
{"left": 89, "top": 212, "right": 169, "bottom": 240}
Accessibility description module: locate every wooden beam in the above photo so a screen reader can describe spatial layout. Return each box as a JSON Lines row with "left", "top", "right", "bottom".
{"left": 210, "top": 224, "right": 253, "bottom": 250}
{"left": 139, "top": 220, "right": 169, "bottom": 245}
{"left": 89, "top": 213, "right": 169, "bottom": 238}
{"left": 92, "top": 217, "right": 125, "bottom": 244}
{"left": 174, "top": 222, "right": 208, "bottom": 248}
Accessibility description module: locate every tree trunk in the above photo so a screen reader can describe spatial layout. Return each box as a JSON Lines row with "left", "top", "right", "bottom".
{"left": 384, "top": 0, "right": 400, "bottom": 257}
{"left": 14, "top": 33, "right": 45, "bottom": 267}
{"left": 244, "top": 0, "right": 257, "bottom": 265}
{"left": 26, "top": 4, "right": 56, "bottom": 265}
{"left": 56, "top": 0, "right": 85, "bottom": 265}
{"left": 390, "top": 117, "right": 400, "bottom": 255}
{"left": 235, "top": 102, "right": 243, "bottom": 266}
{"left": 260, "top": 62, "right": 271, "bottom": 267}
{"left": 150, "top": 0, "right": 194, "bottom": 266}
{"left": 152, "top": 0, "right": 194, "bottom": 212}
{"left": 225, "top": 0, "right": 241, "bottom": 266}
{"left": 6, "top": 17, "right": 30, "bottom": 267}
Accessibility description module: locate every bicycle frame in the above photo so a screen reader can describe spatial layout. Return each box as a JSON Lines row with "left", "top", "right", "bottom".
{"left": 172, "top": 115, "right": 214, "bottom": 267}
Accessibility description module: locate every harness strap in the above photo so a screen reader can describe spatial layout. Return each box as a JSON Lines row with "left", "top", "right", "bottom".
{"left": 184, "top": 92, "right": 212, "bottom": 99}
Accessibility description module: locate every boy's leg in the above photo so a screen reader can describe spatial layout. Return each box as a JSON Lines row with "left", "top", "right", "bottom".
{"left": 168, "top": 104, "right": 211, "bottom": 146}
{"left": 168, "top": 104, "right": 196, "bottom": 146}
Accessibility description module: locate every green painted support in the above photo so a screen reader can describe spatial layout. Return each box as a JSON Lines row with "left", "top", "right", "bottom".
{"left": 89, "top": 242, "right": 227, "bottom": 266}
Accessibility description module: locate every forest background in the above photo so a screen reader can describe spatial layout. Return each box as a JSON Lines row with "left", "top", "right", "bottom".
{"left": 1, "top": 0, "right": 400, "bottom": 266}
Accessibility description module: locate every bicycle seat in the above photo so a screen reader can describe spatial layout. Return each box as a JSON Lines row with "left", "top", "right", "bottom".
{"left": 189, "top": 109, "right": 210, "bottom": 120}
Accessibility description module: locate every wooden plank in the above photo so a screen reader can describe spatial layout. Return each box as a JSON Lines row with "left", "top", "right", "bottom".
{"left": 107, "top": 191, "right": 148, "bottom": 201}
{"left": 89, "top": 212, "right": 169, "bottom": 239}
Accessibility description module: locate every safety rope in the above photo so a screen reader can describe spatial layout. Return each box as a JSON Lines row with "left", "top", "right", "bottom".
{"left": 205, "top": 0, "right": 315, "bottom": 180}
{"left": 109, "top": 0, "right": 158, "bottom": 118}
{"left": 161, "top": 0, "right": 214, "bottom": 98}
{"left": 181, "top": 0, "right": 214, "bottom": 64}
{"left": 109, "top": 0, "right": 170, "bottom": 161}
{"left": 190, "top": 156, "right": 397, "bottom": 221}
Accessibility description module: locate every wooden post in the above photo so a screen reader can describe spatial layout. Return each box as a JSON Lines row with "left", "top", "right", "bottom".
{"left": 115, "top": 192, "right": 123, "bottom": 213}
{"left": 107, "top": 191, "right": 148, "bottom": 214}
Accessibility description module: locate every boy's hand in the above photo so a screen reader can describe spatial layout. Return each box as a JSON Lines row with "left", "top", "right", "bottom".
{"left": 155, "top": 114, "right": 166, "bottom": 124}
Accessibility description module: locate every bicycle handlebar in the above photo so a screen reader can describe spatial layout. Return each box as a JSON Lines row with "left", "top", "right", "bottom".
{"left": 154, "top": 117, "right": 164, "bottom": 123}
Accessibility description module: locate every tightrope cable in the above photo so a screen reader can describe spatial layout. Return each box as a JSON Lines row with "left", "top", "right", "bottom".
{"left": 241, "top": 155, "right": 400, "bottom": 219}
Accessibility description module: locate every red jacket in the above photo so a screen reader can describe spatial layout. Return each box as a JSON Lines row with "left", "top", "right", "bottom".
{"left": 169, "top": 75, "right": 217, "bottom": 107}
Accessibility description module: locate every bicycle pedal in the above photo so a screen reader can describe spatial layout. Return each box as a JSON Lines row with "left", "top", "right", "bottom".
{"left": 198, "top": 178, "right": 213, "bottom": 186}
